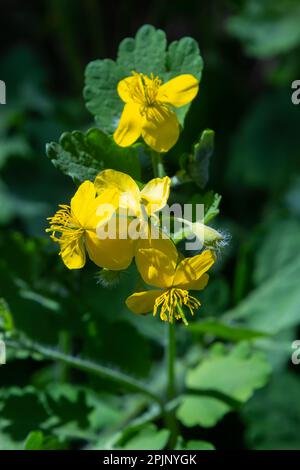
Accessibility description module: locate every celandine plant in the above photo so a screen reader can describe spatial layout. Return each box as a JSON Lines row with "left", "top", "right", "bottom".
{"left": 2, "top": 26, "right": 272, "bottom": 451}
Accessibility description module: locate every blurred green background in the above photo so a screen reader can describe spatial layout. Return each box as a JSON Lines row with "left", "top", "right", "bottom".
{"left": 1, "top": 0, "right": 300, "bottom": 450}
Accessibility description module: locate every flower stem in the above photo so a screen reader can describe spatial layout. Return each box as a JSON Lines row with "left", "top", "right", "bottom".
{"left": 151, "top": 151, "right": 166, "bottom": 178}
{"left": 167, "top": 321, "right": 176, "bottom": 400}
{"left": 165, "top": 321, "right": 179, "bottom": 448}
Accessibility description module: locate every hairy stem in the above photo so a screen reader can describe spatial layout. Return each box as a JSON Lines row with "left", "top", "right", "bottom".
{"left": 7, "top": 337, "right": 163, "bottom": 407}
{"left": 165, "top": 322, "right": 179, "bottom": 449}
{"left": 167, "top": 322, "right": 176, "bottom": 400}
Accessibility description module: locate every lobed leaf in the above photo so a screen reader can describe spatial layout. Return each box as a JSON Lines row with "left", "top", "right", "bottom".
{"left": 177, "top": 343, "right": 271, "bottom": 428}
{"left": 47, "top": 128, "right": 142, "bottom": 184}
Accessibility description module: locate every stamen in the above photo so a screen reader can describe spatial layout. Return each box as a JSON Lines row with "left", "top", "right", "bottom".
{"left": 46, "top": 205, "right": 84, "bottom": 245}
{"left": 153, "top": 288, "right": 201, "bottom": 324}
{"left": 127, "top": 71, "right": 163, "bottom": 109}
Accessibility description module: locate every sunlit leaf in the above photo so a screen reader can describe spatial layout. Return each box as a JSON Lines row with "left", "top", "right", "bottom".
{"left": 177, "top": 395, "right": 230, "bottom": 428}
{"left": 185, "top": 343, "right": 271, "bottom": 402}
{"left": 115, "top": 424, "right": 169, "bottom": 450}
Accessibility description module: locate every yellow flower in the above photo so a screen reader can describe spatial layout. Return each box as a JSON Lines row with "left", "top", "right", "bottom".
{"left": 46, "top": 180, "right": 134, "bottom": 270}
{"left": 114, "top": 72, "right": 199, "bottom": 152}
{"left": 94, "top": 169, "right": 171, "bottom": 221}
{"left": 126, "top": 238, "right": 215, "bottom": 324}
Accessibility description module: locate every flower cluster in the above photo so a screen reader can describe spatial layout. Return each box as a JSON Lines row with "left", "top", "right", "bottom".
{"left": 47, "top": 72, "right": 218, "bottom": 324}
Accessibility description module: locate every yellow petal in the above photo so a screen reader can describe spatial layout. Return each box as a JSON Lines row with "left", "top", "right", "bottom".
{"left": 94, "top": 169, "right": 141, "bottom": 216}
{"left": 142, "top": 106, "right": 179, "bottom": 153}
{"left": 126, "top": 290, "right": 161, "bottom": 314}
{"left": 117, "top": 76, "right": 136, "bottom": 103}
{"left": 85, "top": 230, "right": 135, "bottom": 270}
{"left": 135, "top": 237, "right": 178, "bottom": 288}
{"left": 180, "top": 273, "right": 209, "bottom": 291}
{"left": 173, "top": 249, "right": 215, "bottom": 289}
{"left": 157, "top": 74, "right": 199, "bottom": 107}
{"left": 60, "top": 237, "right": 86, "bottom": 270}
{"left": 140, "top": 176, "right": 171, "bottom": 216}
{"left": 114, "top": 102, "right": 142, "bottom": 147}
{"left": 93, "top": 193, "right": 118, "bottom": 228}
{"left": 70, "top": 181, "right": 98, "bottom": 227}
{"left": 71, "top": 180, "right": 117, "bottom": 230}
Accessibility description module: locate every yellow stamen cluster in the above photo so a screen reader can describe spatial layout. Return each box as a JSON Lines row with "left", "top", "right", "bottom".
{"left": 46, "top": 205, "right": 83, "bottom": 244}
{"left": 153, "top": 288, "right": 201, "bottom": 325}
{"left": 128, "top": 72, "right": 162, "bottom": 108}
{"left": 126, "top": 72, "right": 170, "bottom": 122}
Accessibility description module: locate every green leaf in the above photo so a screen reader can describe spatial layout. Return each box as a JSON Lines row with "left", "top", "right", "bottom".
{"left": 0, "top": 432, "right": 23, "bottom": 450}
{"left": 0, "top": 233, "right": 66, "bottom": 344}
{"left": 204, "top": 192, "right": 222, "bottom": 223}
{"left": 0, "top": 179, "right": 46, "bottom": 226}
{"left": 285, "top": 177, "right": 300, "bottom": 217}
{"left": 41, "top": 385, "right": 121, "bottom": 442}
{"left": 175, "top": 437, "right": 215, "bottom": 450}
{"left": 164, "top": 36, "right": 204, "bottom": 125}
{"left": 0, "top": 180, "right": 15, "bottom": 224}
{"left": 188, "top": 191, "right": 222, "bottom": 224}
{"left": 186, "top": 342, "right": 271, "bottom": 402}
{"left": 258, "top": 328, "right": 297, "bottom": 372}
{"left": 253, "top": 218, "right": 300, "bottom": 286}
{"left": 43, "top": 384, "right": 93, "bottom": 434}
{"left": 84, "top": 25, "right": 203, "bottom": 133}
{"left": 0, "top": 137, "right": 31, "bottom": 169}
{"left": 242, "top": 372, "right": 300, "bottom": 450}
{"left": 116, "top": 424, "right": 169, "bottom": 450}
{"left": 186, "top": 440, "right": 215, "bottom": 450}
{"left": 189, "top": 319, "right": 269, "bottom": 342}
{"left": 0, "top": 298, "right": 14, "bottom": 332}
{"left": 177, "top": 343, "right": 270, "bottom": 428}
{"left": 227, "top": 91, "right": 300, "bottom": 191}
{"left": 0, "top": 387, "right": 49, "bottom": 442}
{"left": 226, "top": 253, "right": 300, "bottom": 334}
{"left": 117, "top": 25, "right": 167, "bottom": 76}
{"left": 83, "top": 60, "right": 126, "bottom": 135}
{"left": 177, "top": 395, "right": 230, "bottom": 428}
{"left": 227, "top": 0, "right": 300, "bottom": 58}
{"left": 24, "top": 431, "right": 44, "bottom": 449}
{"left": 190, "top": 129, "right": 214, "bottom": 188}
{"left": 24, "top": 430, "right": 64, "bottom": 450}
{"left": 47, "top": 128, "right": 142, "bottom": 183}
{"left": 180, "top": 130, "right": 214, "bottom": 188}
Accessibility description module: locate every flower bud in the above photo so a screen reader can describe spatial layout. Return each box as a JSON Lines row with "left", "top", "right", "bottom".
{"left": 95, "top": 269, "right": 123, "bottom": 288}
{"left": 192, "top": 222, "right": 226, "bottom": 248}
